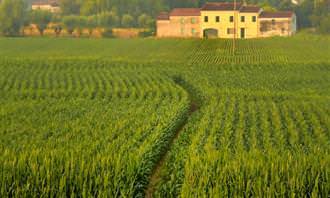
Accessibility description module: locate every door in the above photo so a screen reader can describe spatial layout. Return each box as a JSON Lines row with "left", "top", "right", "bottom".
{"left": 203, "top": 29, "right": 218, "bottom": 38}
{"left": 240, "top": 28, "right": 245, "bottom": 39}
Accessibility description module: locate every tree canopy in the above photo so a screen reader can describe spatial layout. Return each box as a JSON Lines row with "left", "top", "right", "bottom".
{"left": 0, "top": 0, "right": 27, "bottom": 36}
{"left": 0, "top": 0, "right": 329, "bottom": 36}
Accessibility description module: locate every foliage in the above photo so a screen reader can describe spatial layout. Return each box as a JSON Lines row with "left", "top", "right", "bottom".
{"left": 75, "top": 16, "right": 87, "bottom": 37}
{"left": 30, "top": 10, "right": 53, "bottom": 35}
{"left": 0, "top": 36, "right": 329, "bottom": 196}
{"left": 319, "top": 15, "right": 330, "bottom": 34}
{"left": 86, "top": 15, "right": 98, "bottom": 36}
{"left": 0, "top": 58, "right": 189, "bottom": 197}
{"left": 121, "top": 14, "right": 134, "bottom": 28}
{"left": 50, "top": 14, "right": 63, "bottom": 37}
{"left": 1, "top": 0, "right": 330, "bottom": 34}
{"left": 59, "top": 0, "right": 81, "bottom": 15}
{"left": 80, "top": 0, "right": 98, "bottom": 16}
{"left": 138, "top": 14, "right": 154, "bottom": 28}
{"left": 99, "top": 11, "right": 119, "bottom": 28}
{"left": 62, "top": 15, "right": 77, "bottom": 35}
{"left": 0, "top": 0, "right": 27, "bottom": 36}
{"left": 294, "top": 0, "right": 330, "bottom": 29}
{"left": 62, "top": 15, "right": 86, "bottom": 36}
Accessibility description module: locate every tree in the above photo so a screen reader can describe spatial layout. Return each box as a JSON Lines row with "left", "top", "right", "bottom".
{"left": 51, "top": 14, "right": 63, "bottom": 37}
{"left": 99, "top": 11, "right": 119, "bottom": 28}
{"left": 60, "top": 0, "right": 81, "bottom": 15}
{"left": 30, "top": 10, "right": 52, "bottom": 36}
{"left": 62, "top": 15, "right": 78, "bottom": 35}
{"left": 76, "top": 16, "right": 87, "bottom": 37}
{"left": 279, "top": 0, "right": 293, "bottom": 10}
{"left": 138, "top": 14, "right": 154, "bottom": 28}
{"left": 259, "top": 2, "right": 277, "bottom": 12}
{"left": 319, "top": 15, "right": 330, "bottom": 34}
{"left": 294, "top": 0, "right": 314, "bottom": 28}
{"left": 0, "top": 0, "right": 27, "bottom": 36}
{"left": 99, "top": 11, "right": 119, "bottom": 38}
{"left": 80, "top": 0, "right": 97, "bottom": 16}
{"left": 121, "top": 14, "right": 134, "bottom": 28}
{"left": 86, "top": 15, "right": 98, "bottom": 36}
{"left": 309, "top": 14, "right": 321, "bottom": 28}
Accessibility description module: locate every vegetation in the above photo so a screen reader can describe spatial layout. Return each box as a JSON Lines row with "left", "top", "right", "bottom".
{"left": 0, "top": 35, "right": 329, "bottom": 197}
{"left": 0, "top": 0, "right": 27, "bottom": 36}
{"left": 0, "top": 59, "right": 190, "bottom": 197}
{"left": 30, "top": 10, "right": 53, "bottom": 35}
{"left": 1, "top": 0, "right": 329, "bottom": 37}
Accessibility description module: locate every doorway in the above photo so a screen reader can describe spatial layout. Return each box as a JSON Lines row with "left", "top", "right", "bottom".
{"left": 203, "top": 29, "right": 218, "bottom": 38}
{"left": 240, "top": 28, "right": 245, "bottom": 39}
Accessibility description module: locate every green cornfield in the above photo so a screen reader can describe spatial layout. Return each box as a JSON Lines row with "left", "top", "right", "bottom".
{"left": 0, "top": 34, "right": 329, "bottom": 197}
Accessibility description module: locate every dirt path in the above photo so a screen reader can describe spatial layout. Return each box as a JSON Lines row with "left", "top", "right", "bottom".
{"left": 145, "top": 79, "right": 199, "bottom": 198}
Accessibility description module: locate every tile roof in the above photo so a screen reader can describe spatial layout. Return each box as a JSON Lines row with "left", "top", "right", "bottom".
{"left": 170, "top": 8, "right": 201, "bottom": 16}
{"left": 157, "top": 12, "right": 170, "bottom": 20}
{"left": 201, "top": 2, "right": 242, "bottom": 11}
{"left": 259, "top": 11, "right": 294, "bottom": 18}
{"left": 240, "top": 6, "right": 261, "bottom": 13}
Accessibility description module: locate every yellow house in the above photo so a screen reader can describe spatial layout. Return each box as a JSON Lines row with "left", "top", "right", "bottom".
{"left": 157, "top": 2, "right": 296, "bottom": 39}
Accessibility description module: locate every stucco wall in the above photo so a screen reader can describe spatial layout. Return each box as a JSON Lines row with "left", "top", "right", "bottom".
{"left": 32, "top": 5, "right": 61, "bottom": 13}
{"left": 237, "top": 13, "right": 259, "bottom": 38}
{"left": 157, "top": 10, "right": 296, "bottom": 39}
{"left": 169, "top": 16, "right": 201, "bottom": 38}
{"left": 259, "top": 17, "right": 296, "bottom": 37}
{"left": 157, "top": 16, "right": 201, "bottom": 38}
{"left": 157, "top": 20, "right": 171, "bottom": 37}
{"left": 200, "top": 11, "right": 260, "bottom": 38}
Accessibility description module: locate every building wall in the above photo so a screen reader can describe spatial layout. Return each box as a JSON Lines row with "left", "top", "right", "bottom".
{"left": 170, "top": 16, "right": 201, "bottom": 38}
{"left": 157, "top": 16, "right": 201, "bottom": 38}
{"left": 259, "top": 17, "right": 296, "bottom": 37}
{"left": 237, "top": 12, "right": 259, "bottom": 38}
{"left": 201, "top": 11, "right": 237, "bottom": 38}
{"left": 32, "top": 5, "right": 61, "bottom": 13}
{"left": 157, "top": 11, "right": 296, "bottom": 39}
{"left": 200, "top": 11, "right": 259, "bottom": 38}
{"left": 157, "top": 20, "right": 171, "bottom": 37}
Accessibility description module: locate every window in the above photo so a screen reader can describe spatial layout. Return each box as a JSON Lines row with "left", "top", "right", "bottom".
{"left": 204, "top": 16, "right": 209, "bottom": 22}
{"left": 230, "top": 16, "right": 234, "bottom": 22}
{"left": 272, "top": 19, "right": 276, "bottom": 25}
{"left": 181, "top": 28, "right": 184, "bottom": 35}
{"left": 227, "top": 28, "right": 235, "bottom": 34}
{"left": 191, "top": 28, "right": 196, "bottom": 35}
{"left": 180, "top": 18, "right": 185, "bottom": 24}
{"left": 241, "top": 16, "right": 245, "bottom": 22}
{"left": 252, "top": 16, "right": 256, "bottom": 22}
{"left": 281, "top": 28, "right": 285, "bottom": 34}
{"left": 216, "top": 16, "right": 220, "bottom": 22}
{"left": 191, "top": 18, "right": 196, "bottom": 24}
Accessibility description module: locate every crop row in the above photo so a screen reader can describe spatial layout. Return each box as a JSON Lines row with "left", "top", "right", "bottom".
{"left": 154, "top": 94, "right": 330, "bottom": 197}
{"left": 0, "top": 36, "right": 329, "bottom": 65}
{"left": 0, "top": 60, "right": 190, "bottom": 197}
{"left": 0, "top": 60, "right": 186, "bottom": 101}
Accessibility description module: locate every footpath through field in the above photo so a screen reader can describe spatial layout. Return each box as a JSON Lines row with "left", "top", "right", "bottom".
{"left": 145, "top": 77, "right": 200, "bottom": 198}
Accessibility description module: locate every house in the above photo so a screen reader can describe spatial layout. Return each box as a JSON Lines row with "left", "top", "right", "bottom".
{"left": 259, "top": 11, "right": 296, "bottom": 37}
{"left": 31, "top": 0, "right": 61, "bottom": 13}
{"left": 157, "top": 9, "right": 201, "bottom": 38}
{"left": 157, "top": 2, "right": 296, "bottom": 38}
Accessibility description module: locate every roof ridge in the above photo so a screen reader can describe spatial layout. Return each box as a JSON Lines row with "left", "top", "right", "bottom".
{"left": 201, "top": 2, "right": 243, "bottom": 11}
